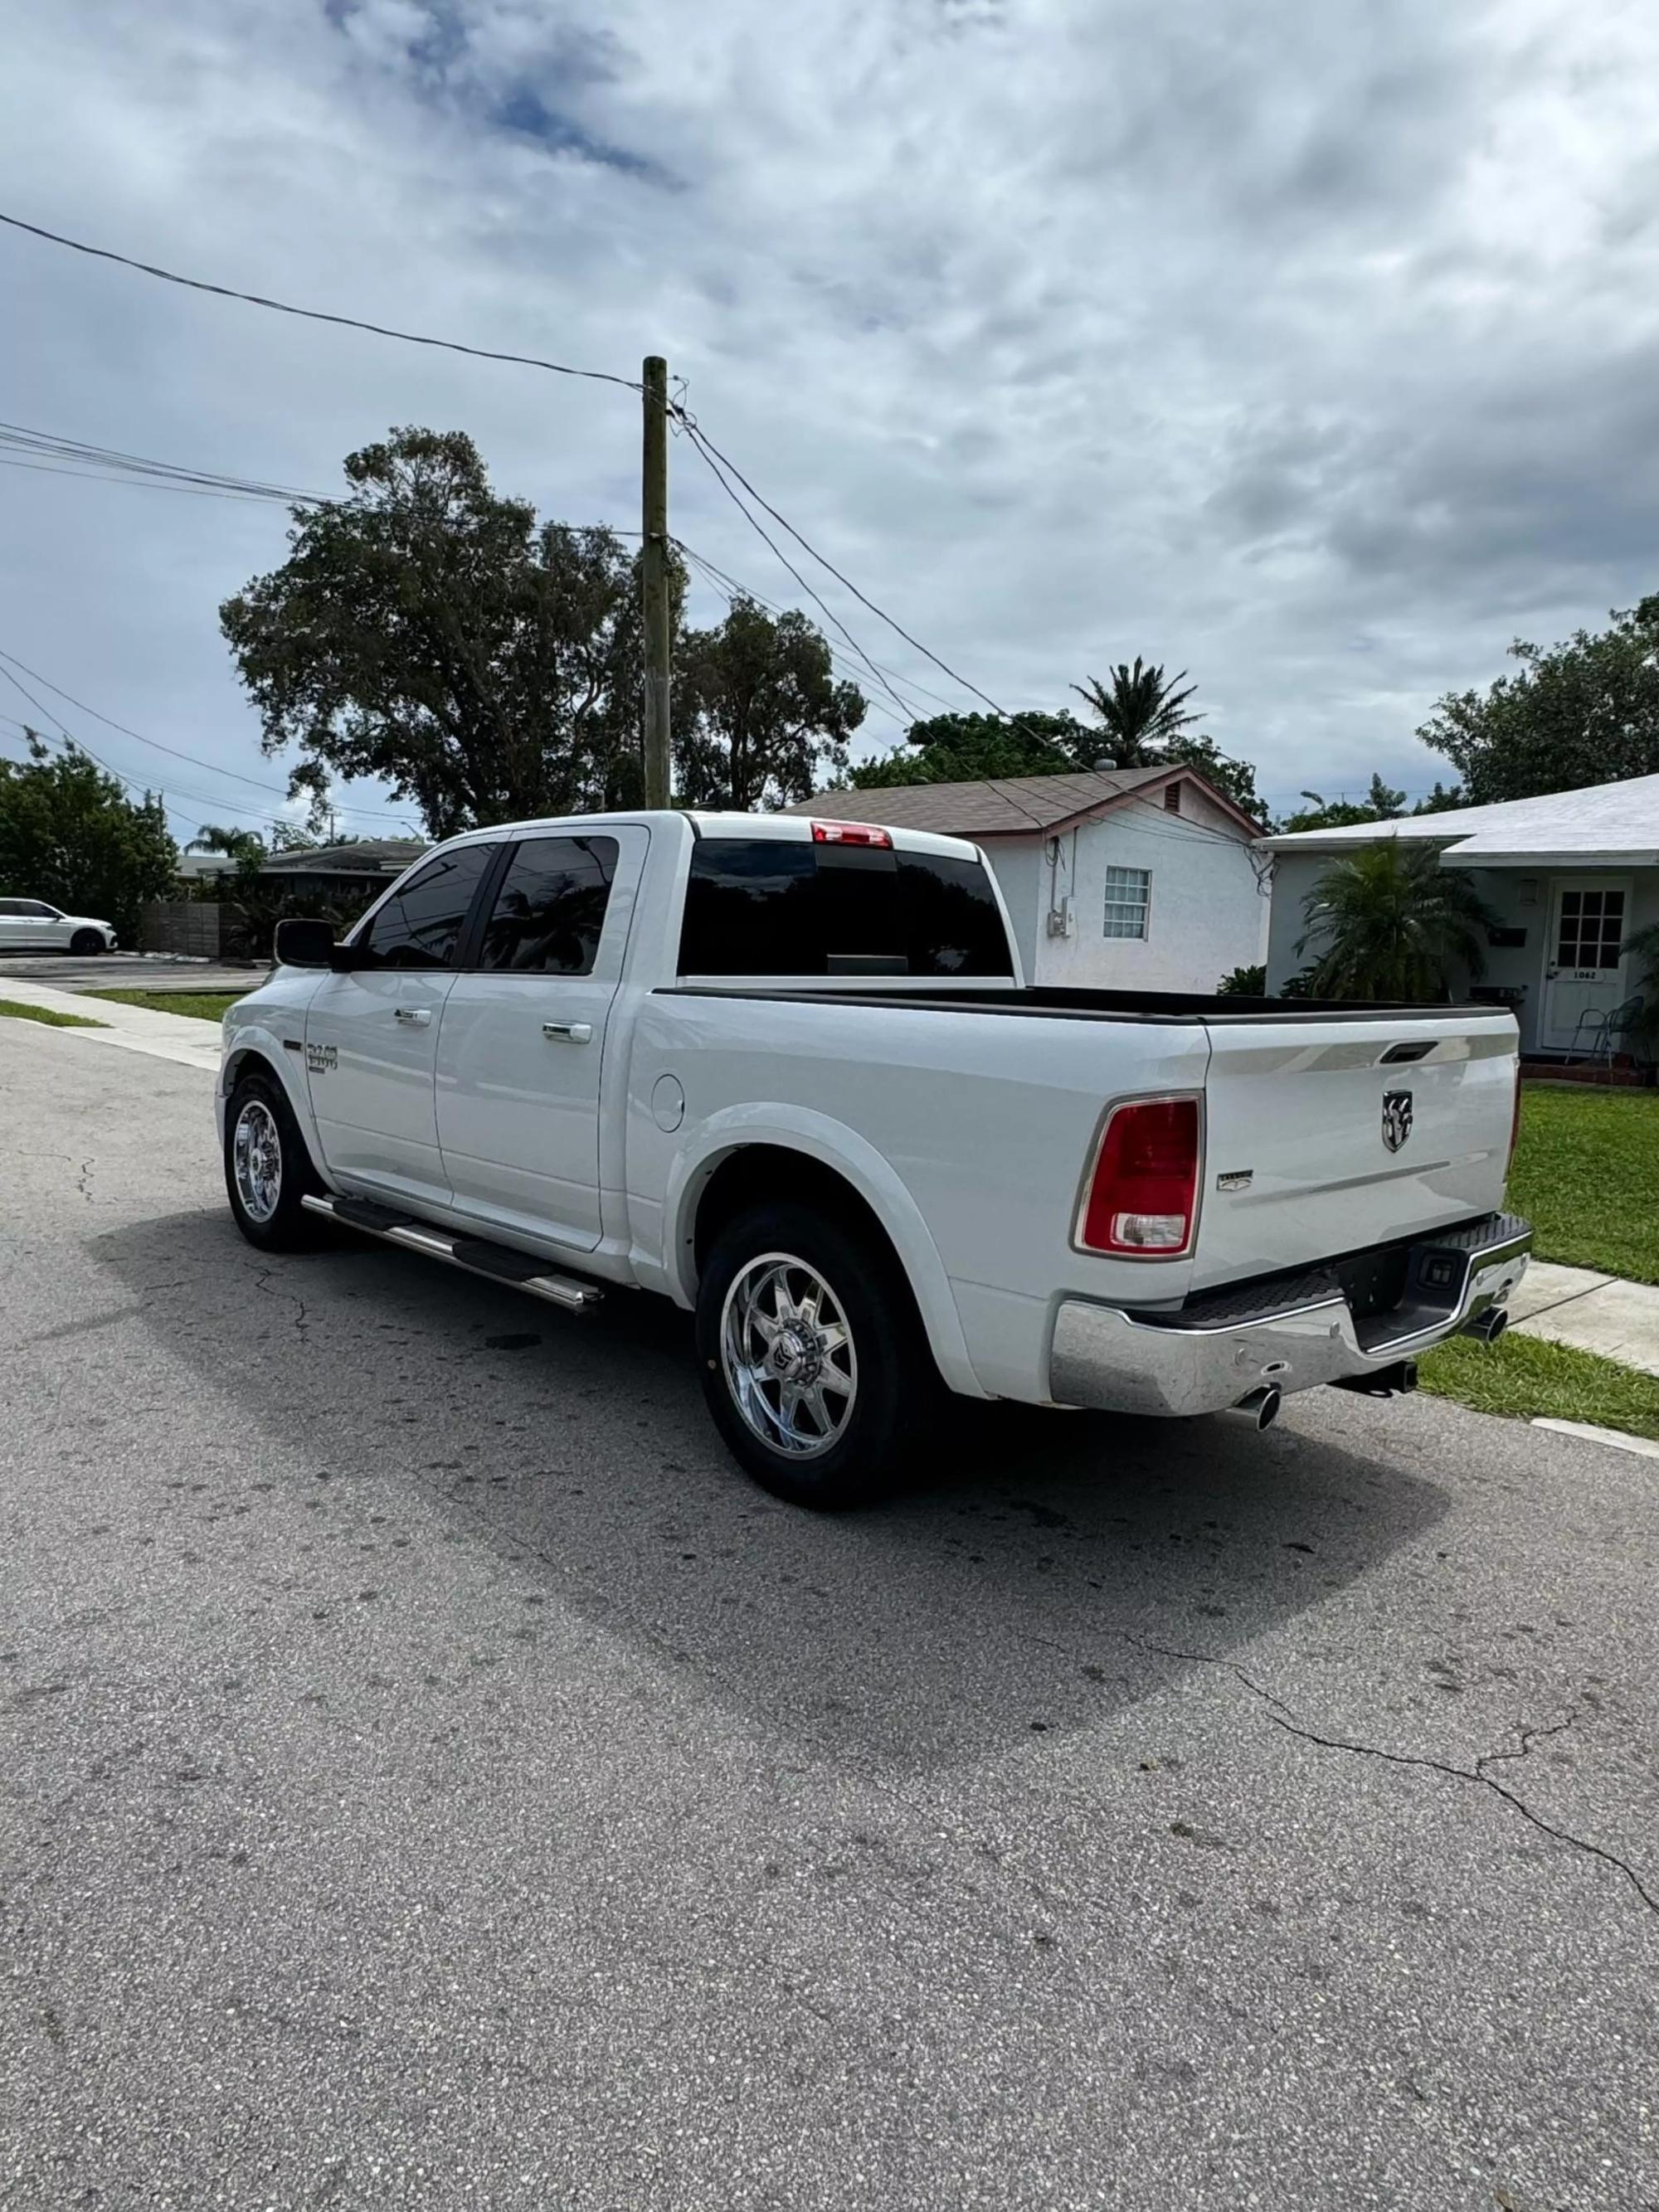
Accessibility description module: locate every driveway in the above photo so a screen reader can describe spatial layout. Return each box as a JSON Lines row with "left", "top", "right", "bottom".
{"left": 2, "top": 1030, "right": 1655, "bottom": 2211}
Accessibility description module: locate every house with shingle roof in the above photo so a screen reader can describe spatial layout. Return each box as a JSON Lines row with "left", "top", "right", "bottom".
{"left": 783, "top": 764, "right": 1268, "bottom": 989}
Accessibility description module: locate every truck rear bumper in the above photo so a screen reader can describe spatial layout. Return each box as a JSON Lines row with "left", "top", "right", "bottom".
{"left": 1049, "top": 1213, "right": 1531, "bottom": 1419}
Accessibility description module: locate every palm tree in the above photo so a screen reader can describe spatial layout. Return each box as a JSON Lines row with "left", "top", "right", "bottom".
{"left": 1071, "top": 660, "right": 1204, "bottom": 767}
{"left": 188, "top": 824, "right": 268, "bottom": 882}
{"left": 1297, "top": 839, "right": 1496, "bottom": 1000}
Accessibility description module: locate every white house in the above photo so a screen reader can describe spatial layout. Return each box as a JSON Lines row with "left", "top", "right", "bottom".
{"left": 1264, "top": 771, "right": 1659, "bottom": 1060}
{"left": 791, "top": 766, "right": 1269, "bottom": 989}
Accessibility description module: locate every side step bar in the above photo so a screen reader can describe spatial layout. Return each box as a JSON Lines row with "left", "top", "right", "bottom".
{"left": 300, "top": 1194, "right": 603, "bottom": 1314}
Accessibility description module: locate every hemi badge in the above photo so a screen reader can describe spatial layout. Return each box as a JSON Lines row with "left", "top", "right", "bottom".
{"left": 1215, "top": 1169, "right": 1253, "bottom": 1193}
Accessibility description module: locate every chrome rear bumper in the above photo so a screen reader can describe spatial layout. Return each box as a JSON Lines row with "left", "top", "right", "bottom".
{"left": 1050, "top": 1213, "right": 1530, "bottom": 1419}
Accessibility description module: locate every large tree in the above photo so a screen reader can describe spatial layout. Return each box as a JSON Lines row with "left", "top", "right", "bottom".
{"left": 1073, "top": 659, "right": 1203, "bottom": 766}
{"left": 1296, "top": 840, "right": 1496, "bottom": 1000}
{"left": 0, "top": 737, "right": 177, "bottom": 938}
{"left": 221, "top": 427, "right": 679, "bottom": 839}
{"left": 674, "top": 596, "right": 866, "bottom": 811}
{"left": 1418, "top": 596, "right": 1659, "bottom": 804}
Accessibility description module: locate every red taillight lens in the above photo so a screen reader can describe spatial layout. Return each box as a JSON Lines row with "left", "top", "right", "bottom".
{"left": 811, "top": 820, "right": 893, "bottom": 848}
{"left": 1079, "top": 1097, "right": 1200, "bottom": 1256}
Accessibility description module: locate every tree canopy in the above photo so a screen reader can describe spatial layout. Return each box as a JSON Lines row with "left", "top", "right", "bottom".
{"left": 1418, "top": 596, "right": 1659, "bottom": 804}
{"left": 0, "top": 737, "right": 178, "bottom": 937}
{"left": 1274, "top": 775, "right": 1462, "bottom": 834}
{"left": 849, "top": 711, "right": 1094, "bottom": 789}
{"left": 221, "top": 427, "right": 681, "bottom": 839}
{"left": 675, "top": 596, "right": 866, "bottom": 811}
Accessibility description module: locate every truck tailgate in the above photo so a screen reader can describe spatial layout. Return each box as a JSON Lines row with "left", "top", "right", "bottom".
{"left": 1193, "top": 1013, "right": 1518, "bottom": 1290}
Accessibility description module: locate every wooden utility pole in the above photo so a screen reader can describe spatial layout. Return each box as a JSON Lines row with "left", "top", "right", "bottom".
{"left": 641, "top": 354, "right": 671, "bottom": 808}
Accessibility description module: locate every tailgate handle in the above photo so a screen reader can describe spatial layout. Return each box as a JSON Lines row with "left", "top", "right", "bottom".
{"left": 1379, "top": 1041, "right": 1433, "bottom": 1065}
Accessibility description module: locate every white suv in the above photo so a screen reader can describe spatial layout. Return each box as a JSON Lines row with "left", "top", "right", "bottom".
{"left": 0, "top": 898, "right": 119, "bottom": 955}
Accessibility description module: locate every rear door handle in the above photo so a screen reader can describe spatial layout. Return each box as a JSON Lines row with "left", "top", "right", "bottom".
{"left": 393, "top": 1005, "right": 432, "bottom": 1027}
{"left": 542, "top": 1021, "right": 593, "bottom": 1044}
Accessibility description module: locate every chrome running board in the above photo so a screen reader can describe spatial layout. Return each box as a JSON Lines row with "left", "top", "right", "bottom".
{"left": 300, "top": 1193, "right": 603, "bottom": 1314}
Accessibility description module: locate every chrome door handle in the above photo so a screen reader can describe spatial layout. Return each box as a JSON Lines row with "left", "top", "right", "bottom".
{"left": 393, "top": 1005, "right": 432, "bottom": 1027}
{"left": 542, "top": 1020, "right": 593, "bottom": 1044}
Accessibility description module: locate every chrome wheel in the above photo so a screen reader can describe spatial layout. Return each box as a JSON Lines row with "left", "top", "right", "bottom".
{"left": 719, "top": 1251, "right": 859, "bottom": 1459}
{"left": 232, "top": 1097, "right": 283, "bottom": 1224}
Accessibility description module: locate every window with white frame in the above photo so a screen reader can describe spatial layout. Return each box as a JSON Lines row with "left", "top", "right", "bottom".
{"left": 1102, "top": 865, "right": 1151, "bottom": 940}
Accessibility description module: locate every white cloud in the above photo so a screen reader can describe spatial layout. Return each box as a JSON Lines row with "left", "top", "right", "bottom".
{"left": 2, "top": 0, "right": 1658, "bottom": 829}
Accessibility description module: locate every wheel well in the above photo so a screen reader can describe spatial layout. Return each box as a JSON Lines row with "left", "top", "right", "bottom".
{"left": 692, "top": 1145, "right": 899, "bottom": 1279}
{"left": 223, "top": 1046, "right": 275, "bottom": 1094}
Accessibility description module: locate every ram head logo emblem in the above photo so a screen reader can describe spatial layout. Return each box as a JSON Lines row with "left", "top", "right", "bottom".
{"left": 1381, "top": 1088, "right": 1413, "bottom": 1154}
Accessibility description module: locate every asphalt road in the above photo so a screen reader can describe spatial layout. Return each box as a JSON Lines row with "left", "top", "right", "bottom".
{"left": 2, "top": 1030, "right": 1656, "bottom": 2211}
{"left": 0, "top": 951, "right": 265, "bottom": 993}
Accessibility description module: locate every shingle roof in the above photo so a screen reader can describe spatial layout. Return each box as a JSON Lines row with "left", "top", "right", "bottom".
{"left": 259, "top": 839, "right": 426, "bottom": 877}
{"left": 1263, "top": 771, "right": 1659, "bottom": 860}
{"left": 781, "top": 765, "right": 1211, "bottom": 839}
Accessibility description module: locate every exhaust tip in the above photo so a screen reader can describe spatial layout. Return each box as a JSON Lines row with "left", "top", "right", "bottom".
{"left": 1462, "top": 1307, "right": 1510, "bottom": 1345}
{"left": 1228, "top": 1383, "right": 1282, "bottom": 1431}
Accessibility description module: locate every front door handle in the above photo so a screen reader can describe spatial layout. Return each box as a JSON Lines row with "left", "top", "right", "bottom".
{"left": 393, "top": 1005, "right": 433, "bottom": 1027}
{"left": 542, "top": 1020, "right": 593, "bottom": 1044}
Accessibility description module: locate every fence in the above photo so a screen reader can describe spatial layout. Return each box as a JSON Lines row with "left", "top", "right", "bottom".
{"left": 140, "top": 901, "right": 222, "bottom": 957}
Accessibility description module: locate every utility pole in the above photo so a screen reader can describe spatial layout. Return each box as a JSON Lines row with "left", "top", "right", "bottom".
{"left": 641, "top": 354, "right": 671, "bottom": 808}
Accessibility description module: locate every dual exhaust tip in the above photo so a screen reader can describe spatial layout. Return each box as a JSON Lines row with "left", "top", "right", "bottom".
{"left": 1225, "top": 1307, "right": 1511, "bottom": 1432}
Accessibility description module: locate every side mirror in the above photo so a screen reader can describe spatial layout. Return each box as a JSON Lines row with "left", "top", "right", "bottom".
{"left": 273, "top": 917, "right": 338, "bottom": 969}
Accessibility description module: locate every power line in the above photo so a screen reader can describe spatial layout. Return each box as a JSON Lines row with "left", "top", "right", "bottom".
{"left": 0, "top": 645, "right": 403, "bottom": 820}
{"left": 0, "top": 211, "right": 642, "bottom": 392}
{"left": 679, "top": 425, "right": 922, "bottom": 730}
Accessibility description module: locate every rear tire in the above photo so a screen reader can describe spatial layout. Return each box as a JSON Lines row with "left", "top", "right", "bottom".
{"left": 224, "top": 1067, "right": 324, "bottom": 1252}
{"left": 694, "top": 1199, "right": 942, "bottom": 1509}
{"left": 70, "top": 930, "right": 105, "bottom": 955}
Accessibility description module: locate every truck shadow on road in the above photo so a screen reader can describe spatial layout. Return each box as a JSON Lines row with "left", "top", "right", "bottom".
{"left": 91, "top": 1208, "right": 1449, "bottom": 1772}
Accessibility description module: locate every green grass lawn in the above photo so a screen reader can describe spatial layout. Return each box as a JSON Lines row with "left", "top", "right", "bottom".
{"left": 0, "top": 996, "right": 108, "bottom": 1028}
{"left": 85, "top": 989, "right": 244, "bottom": 1023}
{"left": 1420, "top": 1330, "right": 1659, "bottom": 1443}
{"left": 1507, "top": 1083, "right": 1659, "bottom": 1285}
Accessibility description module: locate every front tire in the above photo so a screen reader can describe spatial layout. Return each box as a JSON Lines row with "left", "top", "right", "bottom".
{"left": 694, "top": 1199, "right": 941, "bottom": 1508}
{"left": 70, "top": 929, "right": 105, "bottom": 955}
{"left": 224, "top": 1067, "right": 324, "bottom": 1251}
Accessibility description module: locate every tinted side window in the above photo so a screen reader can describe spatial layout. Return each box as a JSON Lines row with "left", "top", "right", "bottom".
{"left": 357, "top": 845, "right": 495, "bottom": 970}
{"left": 677, "top": 838, "right": 1014, "bottom": 978}
{"left": 479, "top": 836, "right": 619, "bottom": 976}
{"left": 0, "top": 901, "right": 22, "bottom": 916}
{"left": 679, "top": 840, "right": 817, "bottom": 975}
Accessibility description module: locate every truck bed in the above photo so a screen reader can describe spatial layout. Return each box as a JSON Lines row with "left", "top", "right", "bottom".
{"left": 664, "top": 983, "right": 1499, "bottom": 1024}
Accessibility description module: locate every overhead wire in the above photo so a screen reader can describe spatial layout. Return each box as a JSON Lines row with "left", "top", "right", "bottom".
{"left": 0, "top": 211, "right": 642, "bottom": 392}
{"left": 0, "top": 645, "right": 408, "bottom": 822}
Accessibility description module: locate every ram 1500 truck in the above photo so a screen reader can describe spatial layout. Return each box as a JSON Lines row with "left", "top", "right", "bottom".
{"left": 217, "top": 810, "right": 1530, "bottom": 1506}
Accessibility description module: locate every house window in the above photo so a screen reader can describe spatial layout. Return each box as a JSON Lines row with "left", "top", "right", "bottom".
{"left": 1555, "top": 887, "right": 1624, "bottom": 973}
{"left": 1103, "top": 865, "right": 1151, "bottom": 940}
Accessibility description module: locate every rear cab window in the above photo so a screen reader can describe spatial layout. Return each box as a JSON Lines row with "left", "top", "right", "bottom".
{"left": 679, "top": 835, "right": 1013, "bottom": 980}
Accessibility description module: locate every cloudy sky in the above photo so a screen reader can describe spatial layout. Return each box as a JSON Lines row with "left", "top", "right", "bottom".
{"left": 3, "top": 0, "right": 1658, "bottom": 840}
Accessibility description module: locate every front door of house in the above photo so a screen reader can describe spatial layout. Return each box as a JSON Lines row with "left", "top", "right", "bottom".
{"left": 1540, "top": 877, "right": 1632, "bottom": 1053}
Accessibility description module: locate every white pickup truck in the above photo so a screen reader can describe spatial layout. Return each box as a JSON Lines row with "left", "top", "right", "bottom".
{"left": 217, "top": 809, "right": 1530, "bottom": 1506}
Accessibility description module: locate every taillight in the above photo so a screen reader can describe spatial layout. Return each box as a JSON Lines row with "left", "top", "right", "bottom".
{"left": 1078, "top": 1097, "right": 1201, "bottom": 1257}
{"left": 811, "top": 820, "right": 893, "bottom": 848}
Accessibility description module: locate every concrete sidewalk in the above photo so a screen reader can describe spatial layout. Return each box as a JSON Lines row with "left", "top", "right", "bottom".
{"left": 0, "top": 978, "right": 225, "bottom": 1072}
{"left": 1509, "top": 1260, "right": 1659, "bottom": 1379}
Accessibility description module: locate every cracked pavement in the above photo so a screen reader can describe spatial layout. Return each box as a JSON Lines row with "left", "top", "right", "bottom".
{"left": 2, "top": 1029, "right": 1657, "bottom": 2211}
